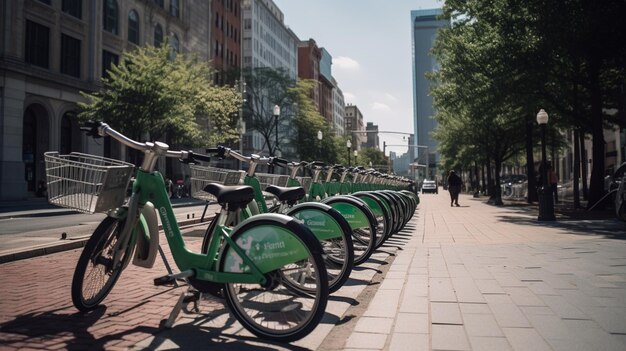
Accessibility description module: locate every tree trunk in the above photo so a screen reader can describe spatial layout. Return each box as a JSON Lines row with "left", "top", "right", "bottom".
{"left": 490, "top": 158, "right": 504, "bottom": 206}
{"left": 587, "top": 62, "right": 607, "bottom": 210}
{"left": 573, "top": 129, "right": 581, "bottom": 208}
{"left": 526, "top": 121, "right": 537, "bottom": 202}
{"left": 580, "top": 131, "right": 589, "bottom": 200}
{"left": 486, "top": 157, "right": 493, "bottom": 198}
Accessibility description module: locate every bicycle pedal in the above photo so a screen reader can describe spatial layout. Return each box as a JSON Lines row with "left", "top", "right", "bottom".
{"left": 154, "top": 275, "right": 176, "bottom": 286}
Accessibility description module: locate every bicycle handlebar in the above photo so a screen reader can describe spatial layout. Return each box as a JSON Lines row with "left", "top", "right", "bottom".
{"left": 82, "top": 121, "right": 188, "bottom": 160}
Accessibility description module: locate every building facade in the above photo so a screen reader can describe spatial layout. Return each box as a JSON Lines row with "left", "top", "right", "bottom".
{"left": 241, "top": 0, "right": 298, "bottom": 157}
{"left": 210, "top": 0, "right": 241, "bottom": 84}
{"left": 0, "top": 0, "right": 209, "bottom": 200}
{"left": 345, "top": 104, "right": 365, "bottom": 151}
{"left": 331, "top": 77, "right": 345, "bottom": 136}
{"left": 297, "top": 38, "right": 320, "bottom": 111}
{"left": 411, "top": 8, "right": 449, "bottom": 179}
{"left": 364, "top": 122, "right": 379, "bottom": 149}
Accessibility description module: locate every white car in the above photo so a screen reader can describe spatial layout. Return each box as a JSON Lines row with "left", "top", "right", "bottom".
{"left": 421, "top": 180, "right": 438, "bottom": 194}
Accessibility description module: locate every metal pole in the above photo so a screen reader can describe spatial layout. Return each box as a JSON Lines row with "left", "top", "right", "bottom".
{"left": 538, "top": 123, "right": 555, "bottom": 221}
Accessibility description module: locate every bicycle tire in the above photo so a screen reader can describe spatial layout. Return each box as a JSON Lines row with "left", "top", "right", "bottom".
{"left": 71, "top": 216, "right": 134, "bottom": 311}
{"left": 285, "top": 203, "right": 354, "bottom": 293}
{"left": 220, "top": 216, "right": 328, "bottom": 342}
{"left": 322, "top": 196, "right": 378, "bottom": 266}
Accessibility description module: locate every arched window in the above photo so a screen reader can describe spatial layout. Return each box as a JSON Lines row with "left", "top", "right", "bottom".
{"left": 171, "top": 34, "right": 180, "bottom": 53}
{"left": 128, "top": 10, "right": 139, "bottom": 44}
{"left": 60, "top": 112, "right": 78, "bottom": 154}
{"left": 103, "top": 0, "right": 118, "bottom": 34}
{"left": 154, "top": 24, "right": 163, "bottom": 47}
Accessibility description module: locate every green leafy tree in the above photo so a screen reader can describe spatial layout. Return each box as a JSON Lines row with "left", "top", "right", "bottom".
{"left": 242, "top": 67, "right": 296, "bottom": 156}
{"left": 78, "top": 44, "right": 240, "bottom": 148}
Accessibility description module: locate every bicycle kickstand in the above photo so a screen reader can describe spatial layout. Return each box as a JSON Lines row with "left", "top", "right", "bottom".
{"left": 164, "top": 288, "right": 201, "bottom": 328}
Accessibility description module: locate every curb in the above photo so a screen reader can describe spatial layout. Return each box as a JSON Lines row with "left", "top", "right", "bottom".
{"left": 0, "top": 217, "right": 212, "bottom": 265}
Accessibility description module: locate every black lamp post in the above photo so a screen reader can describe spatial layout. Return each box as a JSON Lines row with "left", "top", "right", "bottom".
{"left": 346, "top": 139, "right": 352, "bottom": 166}
{"left": 537, "top": 109, "right": 555, "bottom": 221}
{"left": 317, "top": 130, "right": 323, "bottom": 161}
{"left": 273, "top": 105, "right": 280, "bottom": 173}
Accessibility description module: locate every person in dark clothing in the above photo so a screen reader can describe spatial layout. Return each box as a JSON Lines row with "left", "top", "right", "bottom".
{"left": 447, "top": 170, "right": 462, "bottom": 207}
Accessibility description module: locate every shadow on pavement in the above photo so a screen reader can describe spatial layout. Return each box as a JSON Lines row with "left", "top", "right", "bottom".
{"left": 0, "top": 306, "right": 159, "bottom": 351}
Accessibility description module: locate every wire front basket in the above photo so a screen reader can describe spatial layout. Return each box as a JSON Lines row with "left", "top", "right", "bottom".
{"left": 256, "top": 173, "right": 289, "bottom": 189}
{"left": 44, "top": 152, "right": 135, "bottom": 214}
{"left": 190, "top": 165, "right": 243, "bottom": 201}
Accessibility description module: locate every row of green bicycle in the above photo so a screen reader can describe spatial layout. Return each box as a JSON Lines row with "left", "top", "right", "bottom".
{"left": 44, "top": 121, "right": 418, "bottom": 343}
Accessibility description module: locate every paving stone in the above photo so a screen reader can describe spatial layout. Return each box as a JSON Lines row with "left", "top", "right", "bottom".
{"left": 474, "top": 279, "right": 506, "bottom": 294}
{"left": 431, "top": 324, "right": 470, "bottom": 350}
{"left": 451, "top": 276, "right": 486, "bottom": 303}
{"left": 468, "top": 336, "right": 513, "bottom": 351}
{"left": 393, "top": 313, "right": 429, "bottom": 334}
{"left": 540, "top": 294, "right": 589, "bottom": 320}
{"left": 388, "top": 332, "right": 429, "bottom": 351}
{"left": 345, "top": 332, "right": 387, "bottom": 350}
{"left": 462, "top": 313, "right": 504, "bottom": 337}
{"left": 399, "top": 295, "right": 429, "bottom": 314}
{"left": 431, "top": 302, "right": 463, "bottom": 325}
{"left": 488, "top": 303, "right": 531, "bottom": 328}
{"left": 503, "top": 287, "right": 546, "bottom": 306}
{"left": 354, "top": 317, "right": 394, "bottom": 334}
{"left": 429, "top": 277, "right": 457, "bottom": 302}
{"left": 459, "top": 302, "right": 491, "bottom": 315}
{"left": 502, "top": 327, "right": 552, "bottom": 351}
{"left": 363, "top": 290, "right": 401, "bottom": 318}
{"left": 379, "top": 278, "right": 405, "bottom": 290}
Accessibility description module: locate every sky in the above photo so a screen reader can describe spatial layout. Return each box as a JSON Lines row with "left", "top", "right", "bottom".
{"left": 272, "top": 0, "right": 443, "bottom": 155}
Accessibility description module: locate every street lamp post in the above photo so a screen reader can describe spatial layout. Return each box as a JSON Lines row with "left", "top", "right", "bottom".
{"left": 537, "top": 109, "right": 555, "bottom": 221}
{"left": 317, "top": 130, "right": 323, "bottom": 161}
{"left": 354, "top": 150, "right": 358, "bottom": 166}
{"left": 273, "top": 105, "right": 280, "bottom": 173}
{"left": 346, "top": 139, "right": 352, "bottom": 166}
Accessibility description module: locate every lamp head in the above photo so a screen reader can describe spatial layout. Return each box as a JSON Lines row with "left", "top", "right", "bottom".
{"left": 346, "top": 139, "right": 352, "bottom": 148}
{"left": 354, "top": 150, "right": 358, "bottom": 157}
{"left": 536, "top": 109, "right": 549, "bottom": 125}
{"left": 317, "top": 130, "right": 323, "bottom": 140}
{"left": 273, "top": 105, "right": 281, "bottom": 116}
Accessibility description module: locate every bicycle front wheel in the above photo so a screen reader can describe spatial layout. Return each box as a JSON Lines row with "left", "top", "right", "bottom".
{"left": 71, "top": 216, "right": 134, "bottom": 311}
{"left": 220, "top": 215, "right": 328, "bottom": 342}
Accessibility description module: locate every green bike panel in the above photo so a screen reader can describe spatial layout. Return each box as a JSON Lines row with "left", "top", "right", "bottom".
{"left": 329, "top": 202, "right": 370, "bottom": 229}
{"left": 244, "top": 176, "right": 267, "bottom": 213}
{"left": 222, "top": 225, "right": 309, "bottom": 274}
{"left": 290, "top": 208, "right": 343, "bottom": 241}
{"left": 356, "top": 196, "right": 383, "bottom": 217}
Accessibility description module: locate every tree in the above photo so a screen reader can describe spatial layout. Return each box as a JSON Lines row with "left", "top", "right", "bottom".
{"left": 78, "top": 44, "right": 240, "bottom": 149}
{"left": 242, "top": 67, "right": 296, "bottom": 157}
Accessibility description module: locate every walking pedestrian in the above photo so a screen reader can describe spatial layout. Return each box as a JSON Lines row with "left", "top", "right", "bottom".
{"left": 548, "top": 165, "right": 559, "bottom": 203}
{"left": 447, "top": 170, "right": 462, "bottom": 207}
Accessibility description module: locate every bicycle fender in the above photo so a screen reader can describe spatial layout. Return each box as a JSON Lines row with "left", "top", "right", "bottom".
{"left": 132, "top": 202, "right": 160, "bottom": 268}
{"left": 285, "top": 202, "right": 349, "bottom": 241}
{"left": 321, "top": 195, "right": 378, "bottom": 229}
{"left": 222, "top": 214, "right": 321, "bottom": 274}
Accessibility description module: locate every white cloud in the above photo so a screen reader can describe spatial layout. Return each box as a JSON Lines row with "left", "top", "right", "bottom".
{"left": 371, "top": 102, "right": 391, "bottom": 112}
{"left": 384, "top": 93, "right": 398, "bottom": 102}
{"left": 333, "top": 56, "right": 360, "bottom": 71}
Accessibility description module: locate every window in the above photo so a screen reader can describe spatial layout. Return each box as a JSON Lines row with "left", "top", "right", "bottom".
{"left": 25, "top": 20, "right": 49, "bottom": 68}
{"left": 62, "top": 0, "right": 82, "bottom": 19}
{"left": 171, "top": 34, "right": 180, "bottom": 53}
{"left": 102, "top": 50, "right": 118, "bottom": 78}
{"left": 60, "top": 112, "right": 78, "bottom": 154}
{"left": 170, "top": 0, "right": 180, "bottom": 18}
{"left": 128, "top": 10, "right": 139, "bottom": 44}
{"left": 38, "top": 0, "right": 51, "bottom": 5}
{"left": 154, "top": 24, "right": 163, "bottom": 47}
{"left": 154, "top": 0, "right": 164, "bottom": 8}
{"left": 61, "top": 34, "right": 81, "bottom": 77}
{"left": 103, "top": 0, "right": 118, "bottom": 34}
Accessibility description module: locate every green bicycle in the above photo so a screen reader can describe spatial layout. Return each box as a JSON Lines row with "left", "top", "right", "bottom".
{"left": 197, "top": 147, "right": 354, "bottom": 294}
{"left": 45, "top": 122, "right": 328, "bottom": 342}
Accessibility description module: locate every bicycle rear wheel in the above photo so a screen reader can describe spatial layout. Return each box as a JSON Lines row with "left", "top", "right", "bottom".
{"left": 220, "top": 217, "right": 328, "bottom": 342}
{"left": 71, "top": 216, "right": 134, "bottom": 311}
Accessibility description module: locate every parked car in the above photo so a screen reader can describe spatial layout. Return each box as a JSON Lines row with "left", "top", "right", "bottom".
{"left": 421, "top": 180, "right": 438, "bottom": 194}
